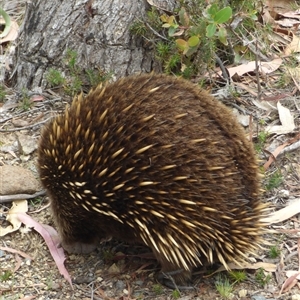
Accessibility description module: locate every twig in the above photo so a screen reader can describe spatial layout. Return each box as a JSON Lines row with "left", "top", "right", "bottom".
{"left": 255, "top": 41, "right": 262, "bottom": 101}
{"left": 0, "top": 190, "right": 46, "bottom": 203}
{"left": 145, "top": 22, "right": 169, "bottom": 41}
{"left": 0, "top": 117, "right": 52, "bottom": 132}
{"left": 214, "top": 54, "right": 230, "bottom": 85}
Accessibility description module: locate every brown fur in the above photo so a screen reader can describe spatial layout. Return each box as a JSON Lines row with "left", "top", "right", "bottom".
{"left": 38, "top": 73, "right": 265, "bottom": 283}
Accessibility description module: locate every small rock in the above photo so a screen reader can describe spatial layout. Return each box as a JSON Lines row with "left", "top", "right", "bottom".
{"left": 239, "top": 289, "right": 247, "bottom": 297}
{"left": 73, "top": 275, "right": 94, "bottom": 284}
{"left": 12, "top": 119, "right": 29, "bottom": 128}
{"left": 115, "top": 280, "right": 125, "bottom": 290}
{"left": 107, "top": 263, "right": 120, "bottom": 274}
{"left": 134, "top": 280, "right": 144, "bottom": 286}
{"left": 0, "top": 165, "right": 40, "bottom": 195}
{"left": 16, "top": 133, "right": 38, "bottom": 155}
{"left": 251, "top": 295, "right": 269, "bottom": 300}
{"left": 279, "top": 189, "right": 289, "bottom": 199}
{"left": 232, "top": 108, "right": 250, "bottom": 127}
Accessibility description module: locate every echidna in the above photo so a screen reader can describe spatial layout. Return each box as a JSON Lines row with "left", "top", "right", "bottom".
{"left": 38, "top": 73, "right": 266, "bottom": 284}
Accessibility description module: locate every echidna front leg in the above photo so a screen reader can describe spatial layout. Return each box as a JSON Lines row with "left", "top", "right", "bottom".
{"left": 53, "top": 213, "right": 102, "bottom": 254}
{"left": 151, "top": 248, "right": 193, "bottom": 288}
{"left": 61, "top": 239, "right": 100, "bottom": 254}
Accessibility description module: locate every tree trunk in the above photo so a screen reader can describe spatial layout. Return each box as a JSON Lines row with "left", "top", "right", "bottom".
{"left": 11, "top": 0, "right": 177, "bottom": 90}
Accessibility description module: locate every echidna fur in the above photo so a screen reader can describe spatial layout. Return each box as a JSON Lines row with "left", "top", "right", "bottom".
{"left": 38, "top": 73, "right": 267, "bottom": 283}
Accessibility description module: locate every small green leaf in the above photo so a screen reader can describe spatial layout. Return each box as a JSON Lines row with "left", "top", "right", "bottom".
{"left": 168, "top": 26, "right": 177, "bottom": 36}
{"left": 179, "top": 8, "right": 189, "bottom": 26}
{"left": 0, "top": 8, "right": 12, "bottom": 38}
{"left": 188, "top": 36, "right": 200, "bottom": 47}
{"left": 168, "top": 15, "right": 176, "bottom": 26}
{"left": 176, "top": 39, "right": 187, "bottom": 51}
{"left": 160, "top": 15, "right": 168, "bottom": 23}
{"left": 214, "top": 7, "right": 232, "bottom": 24}
{"left": 185, "top": 46, "right": 199, "bottom": 57}
{"left": 218, "top": 27, "right": 228, "bottom": 45}
{"left": 206, "top": 23, "right": 216, "bottom": 37}
{"left": 207, "top": 4, "right": 218, "bottom": 17}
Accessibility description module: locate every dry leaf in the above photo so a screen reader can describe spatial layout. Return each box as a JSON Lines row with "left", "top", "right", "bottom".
{"left": 0, "top": 200, "right": 28, "bottom": 236}
{"left": 280, "top": 11, "right": 300, "bottom": 20}
{"left": 262, "top": 198, "right": 300, "bottom": 224}
{"left": 0, "top": 246, "right": 33, "bottom": 260}
{"left": 266, "top": 0, "right": 297, "bottom": 14}
{"left": 266, "top": 101, "right": 295, "bottom": 134}
{"left": 286, "top": 66, "right": 300, "bottom": 91}
{"left": 252, "top": 99, "right": 277, "bottom": 111}
{"left": 211, "top": 261, "right": 276, "bottom": 276}
{"left": 263, "top": 142, "right": 289, "bottom": 170}
{"left": 17, "top": 212, "right": 73, "bottom": 288}
{"left": 284, "top": 33, "right": 300, "bottom": 55}
{"left": 220, "top": 58, "right": 283, "bottom": 78}
{"left": 275, "top": 18, "right": 300, "bottom": 27}
{"left": 264, "top": 133, "right": 300, "bottom": 169}
{"left": 0, "top": 19, "right": 19, "bottom": 44}
{"left": 281, "top": 271, "right": 300, "bottom": 294}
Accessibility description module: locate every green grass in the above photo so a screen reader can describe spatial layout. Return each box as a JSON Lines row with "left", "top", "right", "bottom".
{"left": 268, "top": 245, "right": 280, "bottom": 259}
{"left": 228, "top": 270, "right": 247, "bottom": 284}
{"left": 215, "top": 274, "right": 233, "bottom": 299}
{"left": 46, "top": 68, "right": 65, "bottom": 87}
{"left": 0, "top": 85, "right": 6, "bottom": 102}
{"left": 255, "top": 268, "right": 272, "bottom": 287}
{"left": 0, "top": 270, "right": 12, "bottom": 282}
{"left": 265, "top": 171, "right": 284, "bottom": 191}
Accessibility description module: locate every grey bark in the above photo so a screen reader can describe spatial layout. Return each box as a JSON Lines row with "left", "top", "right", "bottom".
{"left": 10, "top": 0, "right": 177, "bottom": 90}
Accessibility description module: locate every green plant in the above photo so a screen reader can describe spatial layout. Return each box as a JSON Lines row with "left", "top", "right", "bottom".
{"left": 229, "top": 270, "right": 247, "bottom": 284}
{"left": 269, "top": 245, "right": 280, "bottom": 259}
{"left": 85, "top": 69, "right": 106, "bottom": 87}
{"left": 64, "top": 76, "right": 83, "bottom": 96}
{"left": 46, "top": 68, "right": 65, "bottom": 87}
{"left": 0, "top": 85, "right": 6, "bottom": 102}
{"left": 130, "top": 20, "right": 147, "bottom": 36}
{"left": 101, "top": 249, "right": 114, "bottom": 262}
{"left": 46, "top": 277, "right": 54, "bottom": 290}
{"left": 258, "top": 131, "right": 268, "bottom": 144}
{"left": 164, "top": 53, "right": 181, "bottom": 74}
{"left": 215, "top": 274, "right": 233, "bottom": 299}
{"left": 255, "top": 268, "right": 271, "bottom": 287}
{"left": 65, "top": 49, "right": 78, "bottom": 74}
{"left": 19, "top": 89, "right": 33, "bottom": 110}
{"left": 139, "top": 2, "right": 232, "bottom": 76}
{"left": 138, "top": 0, "right": 276, "bottom": 78}
{"left": 156, "top": 41, "right": 171, "bottom": 59}
{"left": 172, "top": 289, "right": 180, "bottom": 299}
{"left": 29, "top": 197, "right": 44, "bottom": 207}
{"left": 0, "top": 270, "right": 12, "bottom": 282}
{"left": 255, "top": 131, "right": 268, "bottom": 152}
{"left": 146, "top": 7, "right": 162, "bottom": 29}
{"left": 276, "top": 72, "right": 292, "bottom": 88}
{"left": 160, "top": 8, "right": 202, "bottom": 57}
{"left": 205, "top": 5, "right": 232, "bottom": 45}
{"left": 152, "top": 283, "right": 163, "bottom": 295}
{"left": 265, "top": 171, "right": 283, "bottom": 191}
